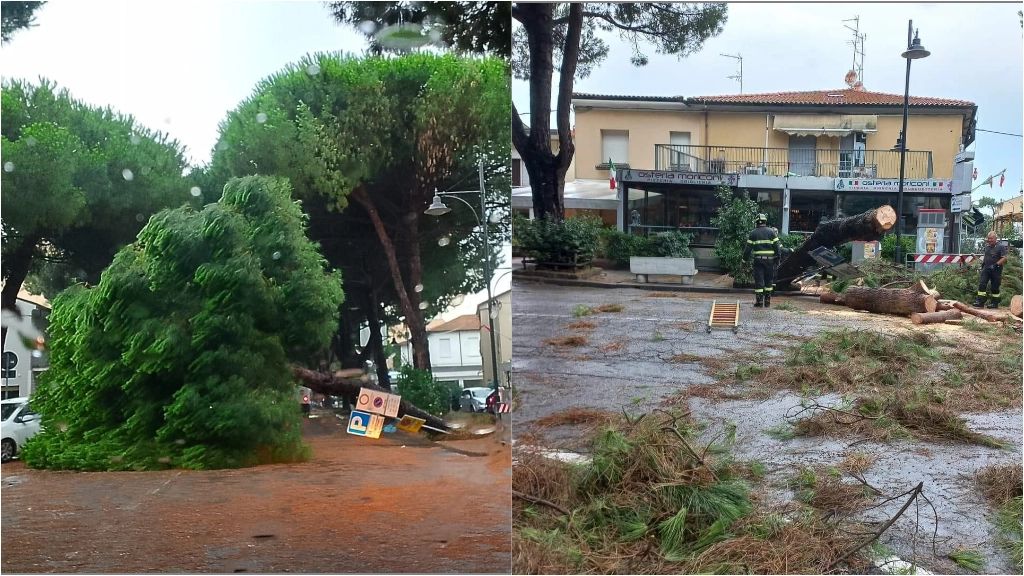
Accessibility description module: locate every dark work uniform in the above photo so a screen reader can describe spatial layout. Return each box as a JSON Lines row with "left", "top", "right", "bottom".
{"left": 743, "top": 225, "right": 781, "bottom": 304}
{"left": 976, "top": 242, "right": 1008, "bottom": 306}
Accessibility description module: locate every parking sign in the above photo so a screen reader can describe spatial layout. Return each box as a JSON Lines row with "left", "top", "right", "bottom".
{"left": 347, "top": 410, "right": 385, "bottom": 439}
{"left": 356, "top": 388, "right": 401, "bottom": 418}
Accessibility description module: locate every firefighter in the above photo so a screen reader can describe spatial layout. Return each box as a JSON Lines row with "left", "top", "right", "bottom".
{"left": 744, "top": 214, "right": 781, "bottom": 308}
{"left": 973, "top": 231, "right": 1007, "bottom": 309}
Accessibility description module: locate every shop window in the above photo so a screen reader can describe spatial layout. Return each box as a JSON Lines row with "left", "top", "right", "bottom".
{"left": 789, "top": 194, "right": 835, "bottom": 233}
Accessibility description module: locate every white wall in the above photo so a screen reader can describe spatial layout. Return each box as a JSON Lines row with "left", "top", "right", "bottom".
{"left": 1, "top": 299, "right": 48, "bottom": 399}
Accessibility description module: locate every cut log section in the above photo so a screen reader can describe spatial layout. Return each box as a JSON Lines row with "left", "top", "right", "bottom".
{"left": 951, "top": 302, "right": 1010, "bottom": 323}
{"left": 910, "top": 309, "right": 963, "bottom": 325}
{"left": 820, "top": 291, "right": 845, "bottom": 306}
{"left": 935, "top": 300, "right": 957, "bottom": 312}
{"left": 1011, "top": 295, "right": 1023, "bottom": 318}
{"left": 292, "top": 366, "right": 451, "bottom": 432}
{"left": 842, "top": 286, "right": 936, "bottom": 316}
{"left": 777, "top": 205, "right": 897, "bottom": 289}
{"left": 909, "top": 279, "right": 941, "bottom": 300}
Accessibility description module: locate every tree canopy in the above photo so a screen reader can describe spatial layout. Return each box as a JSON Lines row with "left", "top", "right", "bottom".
{"left": 206, "top": 52, "right": 509, "bottom": 371}
{"left": 1, "top": 79, "right": 190, "bottom": 314}
{"left": 1, "top": 1, "right": 45, "bottom": 44}
{"left": 511, "top": 3, "right": 728, "bottom": 221}
{"left": 22, "top": 176, "right": 345, "bottom": 471}
{"left": 326, "top": 1, "right": 511, "bottom": 58}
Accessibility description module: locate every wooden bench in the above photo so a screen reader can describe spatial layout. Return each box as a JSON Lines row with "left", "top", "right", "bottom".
{"left": 630, "top": 257, "right": 698, "bottom": 285}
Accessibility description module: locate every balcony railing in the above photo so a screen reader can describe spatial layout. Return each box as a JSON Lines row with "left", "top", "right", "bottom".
{"left": 654, "top": 144, "right": 933, "bottom": 179}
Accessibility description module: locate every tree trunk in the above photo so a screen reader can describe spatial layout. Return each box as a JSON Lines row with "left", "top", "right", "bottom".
{"left": 842, "top": 286, "right": 935, "bottom": 316}
{"left": 777, "top": 206, "right": 897, "bottom": 288}
{"left": 820, "top": 291, "right": 845, "bottom": 306}
{"left": 935, "top": 300, "right": 957, "bottom": 312}
{"left": 364, "top": 288, "right": 390, "bottom": 387}
{"left": 952, "top": 301, "right": 1010, "bottom": 322}
{"left": 350, "top": 186, "right": 431, "bottom": 372}
{"left": 910, "top": 309, "right": 963, "bottom": 325}
{"left": 1011, "top": 295, "right": 1023, "bottom": 318}
{"left": 1, "top": 233, "right": 41, "bottom": 353}
{"left": 510, "top": 3, "right": 580, "bottom": 223}
{"left": 292, "top": 366, "right": 450, "bottom": 432}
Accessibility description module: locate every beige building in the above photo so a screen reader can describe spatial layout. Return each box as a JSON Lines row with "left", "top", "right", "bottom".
{"left": 513, "top": 87, "right": 978, "bottom": 267}
{"left": 477, "top": 288, "right": 510, "bottom": 388}
{"left": 994, "top": 195, "right": 1023, "bottom": 236}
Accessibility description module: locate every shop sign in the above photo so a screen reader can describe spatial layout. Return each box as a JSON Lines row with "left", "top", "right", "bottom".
{"left": 621, "top": 169, "right": 738, "bottom": 186}
{"left": 834, "top": 178, "right": 954, "bottom": 194}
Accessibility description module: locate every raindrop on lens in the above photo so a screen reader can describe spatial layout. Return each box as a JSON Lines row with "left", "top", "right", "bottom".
{"left": 122, "top": 168, "right": 134, "bottom": 181}
{"left": 141, "top": 166, "right": 151, "bottom": 175}
{"left": 136, "top": 214, "right": 145, "bottom": 222}
{"left": 438, "top": 236, "right": 451, "bottom": 247}
{"left": 306, "top": 63, "right": 321, "bottom": 76}
{"left": 272, "top": 251, "right": 282, "bottom": 260}
{"left": 358, "top": 20, "right": 377, "bottom": 34}
{"left": 130, "top": 135, "right": 142, "bottom": 145}
{"left": 3, "top": 162, "right": 13, "bottom": 172}
{"left": 31, "top": 350, "right": 42, "bottom": 358}
{"left": 414, "top": 284, "right": 424, "bottom": 293}
{"left": 256, "top": 113, "right": 268, "bottom": 124}
{"left": 428, "top": 28, "right": 442, "bottom": 42}
{"left": 418, "top": 302, "right": 428, "bottom": 310}
{"left": 190, "top": 186, "right": 202, "bottom": 197}
{"left": 175, "top": 439, "right": 185, "bottom": 445}
{"left": 158, "top": 457, "right": 170, "bottom": 464}
{"left": 25, "top": 136, "right": 37, "bottom": 147}
{"left": 451, "top": 294, "right": 465, "bottom": 306}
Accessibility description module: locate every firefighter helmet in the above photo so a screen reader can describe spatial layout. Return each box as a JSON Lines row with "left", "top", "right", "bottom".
{"left": 756, "top": 213, "right": 768, "bottom": 225}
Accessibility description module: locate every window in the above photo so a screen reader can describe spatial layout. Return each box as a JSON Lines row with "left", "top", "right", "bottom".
{"left": 669, "top": 131, "right": 691, "bottom": 147}
{"left": 512, "top": 158, "right": 522, "bottom": 187}
{"left": 466, "top": 336, "right": 480, "bottom": 357}
{"left": 601, "top": 130, "right": 629, "bottom": 165}
{"left": 438, "top": 338, "right": 452, "bottom": 358}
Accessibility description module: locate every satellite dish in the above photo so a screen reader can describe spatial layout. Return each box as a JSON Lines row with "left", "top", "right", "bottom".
{"left": 844, "top": 70, "right": 857, "bottom": 87}
{"left": 852, "top": 81, "right": 864, "bottom": 91}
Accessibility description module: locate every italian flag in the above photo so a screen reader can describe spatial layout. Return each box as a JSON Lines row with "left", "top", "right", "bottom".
{"left": 609, "top": 158, "right": 617, "bottom": 190}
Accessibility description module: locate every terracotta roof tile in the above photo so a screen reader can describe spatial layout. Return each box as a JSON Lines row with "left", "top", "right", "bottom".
{"left": 428, "top": 314, "right": 481, "bottom": 333}
{"left": 689, "top": 89, "right": 974, "bottom": 107}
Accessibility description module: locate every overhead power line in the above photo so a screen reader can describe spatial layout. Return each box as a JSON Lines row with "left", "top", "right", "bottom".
{"left": 977, "top": 128, "right": 1023, "bottom": 138}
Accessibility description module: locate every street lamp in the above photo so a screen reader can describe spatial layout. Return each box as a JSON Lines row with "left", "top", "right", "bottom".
{"left": 424, "top": 160, "right": 502, "bottom": 405}
{"left": 894, "top": 21, "right": 930, "bottom": 265}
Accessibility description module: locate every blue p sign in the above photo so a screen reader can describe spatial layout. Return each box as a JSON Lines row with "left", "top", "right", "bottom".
{"left": 347, "top": 410, "right": 371, "bottom": 436}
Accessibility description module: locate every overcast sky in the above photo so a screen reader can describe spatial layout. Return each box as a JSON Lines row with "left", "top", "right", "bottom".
{"left": 0, "top": 0, "right": 510, "bottom": 317}
{"left": 513, "top": 1, "right": 1024, "bottom": 203}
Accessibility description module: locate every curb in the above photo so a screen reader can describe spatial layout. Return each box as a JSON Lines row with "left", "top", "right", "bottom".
{"left": 512, "top": 273, "right": 805, "bottom": 295}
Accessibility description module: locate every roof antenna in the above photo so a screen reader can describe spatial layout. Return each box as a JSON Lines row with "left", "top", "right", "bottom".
{"left": 720, "top": 53, "right": 743, "bottom": 94}
{"left": 843, "top": 16, "right": 866, "bottom": 90}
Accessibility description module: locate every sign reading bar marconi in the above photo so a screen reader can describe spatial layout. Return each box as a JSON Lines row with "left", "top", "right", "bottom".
{"left": 834, "top": 178, "right": 954, "bottom": 194}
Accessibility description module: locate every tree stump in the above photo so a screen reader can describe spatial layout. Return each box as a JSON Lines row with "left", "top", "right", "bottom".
{"left": 777, "top": 205, "right": 897, "bottom": 289}
{"left": 911, "top": 309, "right": 963, "bottom": 325}
{"left": 842, "top": 286, "right": 936, "bottom": 316}
{"left": 1011, "top": 295, "right": 1023, "bottom": 318}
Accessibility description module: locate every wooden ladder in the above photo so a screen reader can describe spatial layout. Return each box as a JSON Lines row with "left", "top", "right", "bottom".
{"left": 706, "top": 301, "right": 741, "bottom": 334}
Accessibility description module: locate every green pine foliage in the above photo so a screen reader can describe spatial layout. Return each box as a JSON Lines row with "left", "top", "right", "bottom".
{"left": 21, "top": 176, "right": 345, "bottom": 471}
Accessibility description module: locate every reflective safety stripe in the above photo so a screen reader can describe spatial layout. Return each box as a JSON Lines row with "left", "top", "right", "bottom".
{"left": 991, "top": 293, "right": 1001, "bottom": 298}
{"left": 764, "top": 287, "right": 773, "bottom": 292}
{"left": 754, "top": 288, "right": 764, "bottom": 293}
{"left": 978, "top": 291, "right": 988, "bottom": 296}
{"left": 749, "top": 239, "right": 776, "bottom": 244}
{"left": 753, "top": 251, "right": 776, "bottom": 256}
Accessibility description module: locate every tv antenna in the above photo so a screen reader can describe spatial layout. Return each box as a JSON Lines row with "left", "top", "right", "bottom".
{"left": 843, "top": 16, "right": 866, "bottom": 89}
{"left": 720, "top": 53, "right": 743, "bottom": 94}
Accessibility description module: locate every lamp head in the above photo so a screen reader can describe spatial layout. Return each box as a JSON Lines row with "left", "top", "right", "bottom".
{"left": 902, "top": 31, "right": 930, "bottom": 59}
{"left": 424, "top": 193, "right": 451, "bottom": 216}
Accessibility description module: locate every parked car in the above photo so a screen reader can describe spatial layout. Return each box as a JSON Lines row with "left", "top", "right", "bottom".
{"left": 459, "top": 387, "right": 493, "bottom": 413}
{"left": 1, "top": 397, "right": 41, "bottom": 463}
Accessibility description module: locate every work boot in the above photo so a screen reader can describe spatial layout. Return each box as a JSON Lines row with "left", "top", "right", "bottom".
{"left": 764, "top": 293, "right": 772, "bottom": 308}
{"left": 973, "top": 295, "right": 986, "bottom": 307}
{"left": 754, "top": 293, "right": 764, "bottom": 308}
{"left": 987, "top": 297, "right": 1000, "bottom": 309}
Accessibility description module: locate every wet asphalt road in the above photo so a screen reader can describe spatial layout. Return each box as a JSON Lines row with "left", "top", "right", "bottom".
{"left": 512, "top": 279, "right": 1023, "bottom": 575}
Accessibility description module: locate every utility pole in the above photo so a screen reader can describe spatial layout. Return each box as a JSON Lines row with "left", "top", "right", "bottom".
{"left": 721, "top": 53, "right": 743, "bottom": 94}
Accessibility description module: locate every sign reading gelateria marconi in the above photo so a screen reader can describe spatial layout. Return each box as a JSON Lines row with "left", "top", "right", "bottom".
{"left": 834, "top": 178, "right": 954, "bottom": 194}
{"left": 620, "top": 170, "right": 739, "bottom": 186}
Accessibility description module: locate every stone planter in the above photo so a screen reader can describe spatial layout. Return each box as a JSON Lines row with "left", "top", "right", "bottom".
{"left": 629, "top": 257, "right": 698, "bottom": 285}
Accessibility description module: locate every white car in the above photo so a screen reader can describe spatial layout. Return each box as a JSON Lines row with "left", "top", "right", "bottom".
{"left": 1, "top": 397, "right": 41, "bottom": 463}
{"left": 460, "top": 387, "right": 493, "bottom": 413}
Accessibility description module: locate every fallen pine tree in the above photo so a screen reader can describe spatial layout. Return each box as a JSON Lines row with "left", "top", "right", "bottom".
{"left": 292, "top": 366, "right": 452, "bottom": 432}
{"left": 841, "top": 285, "right": 937, "bottom": 316}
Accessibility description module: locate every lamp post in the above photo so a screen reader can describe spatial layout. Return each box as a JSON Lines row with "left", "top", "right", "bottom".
{"left": 425, "top": 160, "right": 502, "bottom": 404}
{"left": 894, "top": 20, "right": 930, "bottom": 265}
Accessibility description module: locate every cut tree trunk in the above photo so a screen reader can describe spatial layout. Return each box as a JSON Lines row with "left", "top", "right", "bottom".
{"left": 935, "top": 300, "right": 957, "bottom": 312}
{"left": 1011, "top": 295, "right": 1023, "bottom": 318}
{"left": 292, "top": 366, "right": 450, "bottom": 432}
{"left": 952, "top": 302, "right": 1010, "bottom": 323}
{"left": 842, "top": 286, "right": 936, "bottom": 316}
{"left": 909, "top": 279, "right": 941, "bottom": 300}
{"left": 820, "top": 291, "right": 845, "bottom": 306}
{"left": 910, "top": 309, "right": 963, "bottom": 325}
{"left": 776, "top": 205, "right": 897, "bottom": 289}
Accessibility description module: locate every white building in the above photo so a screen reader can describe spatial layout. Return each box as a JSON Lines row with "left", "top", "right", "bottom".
{"left": 1, "top": 292, "right": 51, "bottom": 400}
{"left": 398, "top": 314, "right": 483, "bottom": 389}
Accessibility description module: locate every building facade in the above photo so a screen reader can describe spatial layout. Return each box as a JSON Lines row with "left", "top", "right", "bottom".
{"left": 515, "top": 88, "right": 977, "bottom": 269}
{"left": 477, "top": 288, "right": 511, "bottom": 388}
{"left": 1, "top": 293, "right": 51, "bottom": 400}
{"left": 398, "top": 314, "right": 484, "bottom": 389}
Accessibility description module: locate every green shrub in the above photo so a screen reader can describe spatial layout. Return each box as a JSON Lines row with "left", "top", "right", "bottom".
{"left": 599, "top": 229, "right": 693, "bottom": 267}
{"left": 650, "top": 231, "right": 694, "bottom": 259}
{"left": 711, "top": 185, "right": 759, "bottom": 284}
{"left": 779, "top": 234, "right": 805, "bottom": 250}
{"left": 515, "top": 214, "right": 602, "bottom": 266}
{"left": 880, "top": 234, "right": 917, "bottom": 262}
{"left": 395, "top": 365, "right": 451, "bottom": 418}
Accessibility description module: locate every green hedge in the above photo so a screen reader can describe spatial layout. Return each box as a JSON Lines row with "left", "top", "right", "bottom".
{"left": 514, "top": 213, "right": 602, "bottom": 266}
{"left": 599, "top": 229, "right": 694, "bottom": 268}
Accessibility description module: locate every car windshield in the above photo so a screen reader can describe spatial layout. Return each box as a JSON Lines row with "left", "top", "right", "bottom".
{"left": 471, "top": 389, "right": 490, "bottom": 398}
{"left": 1, "top": 403, "right": 22, "bottom": 422}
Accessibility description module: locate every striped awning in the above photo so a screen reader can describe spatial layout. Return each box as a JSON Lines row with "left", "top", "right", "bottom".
{"left": 773, "top": 114, "right": 878, "bottom": 137}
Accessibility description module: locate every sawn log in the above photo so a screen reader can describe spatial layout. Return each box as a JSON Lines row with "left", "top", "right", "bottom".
{"left": 910, "top": 309, "right": 963, "bottom": 325}
{"left": 951, "top": 302, "right": 1010, "bottom": 323}
{"left": 819, "top": 291, "right": 845, "bottom": 306}
{"left": 1011, "top": 295, "right": 1023, "bottom": 318}
{"left": 842, "top": 286, "right": 936, "bottom": 316}
{"left": 776, "top": 205, "right": 897, "bottom": 289}
{"left": 292, "top": 366, "right": 451, "bottom": 432}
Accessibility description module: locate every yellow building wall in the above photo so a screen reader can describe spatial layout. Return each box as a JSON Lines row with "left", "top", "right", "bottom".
{"left": 706, "top": 112, "right": 776, "bottom": 148}
{"left": 574, "top": 108, "right": 704, "bottom": 179}
{"left": 868, "top": 115, "right": 962, "bottom": 179}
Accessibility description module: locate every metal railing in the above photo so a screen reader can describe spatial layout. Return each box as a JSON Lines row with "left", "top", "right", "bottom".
{"left": 654, "top": 144, "right": 933, "bottom": 179}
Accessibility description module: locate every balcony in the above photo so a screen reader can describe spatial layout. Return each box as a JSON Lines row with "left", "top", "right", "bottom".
{"left": 654, "top": 144, "right": 933, "bottom": 180}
